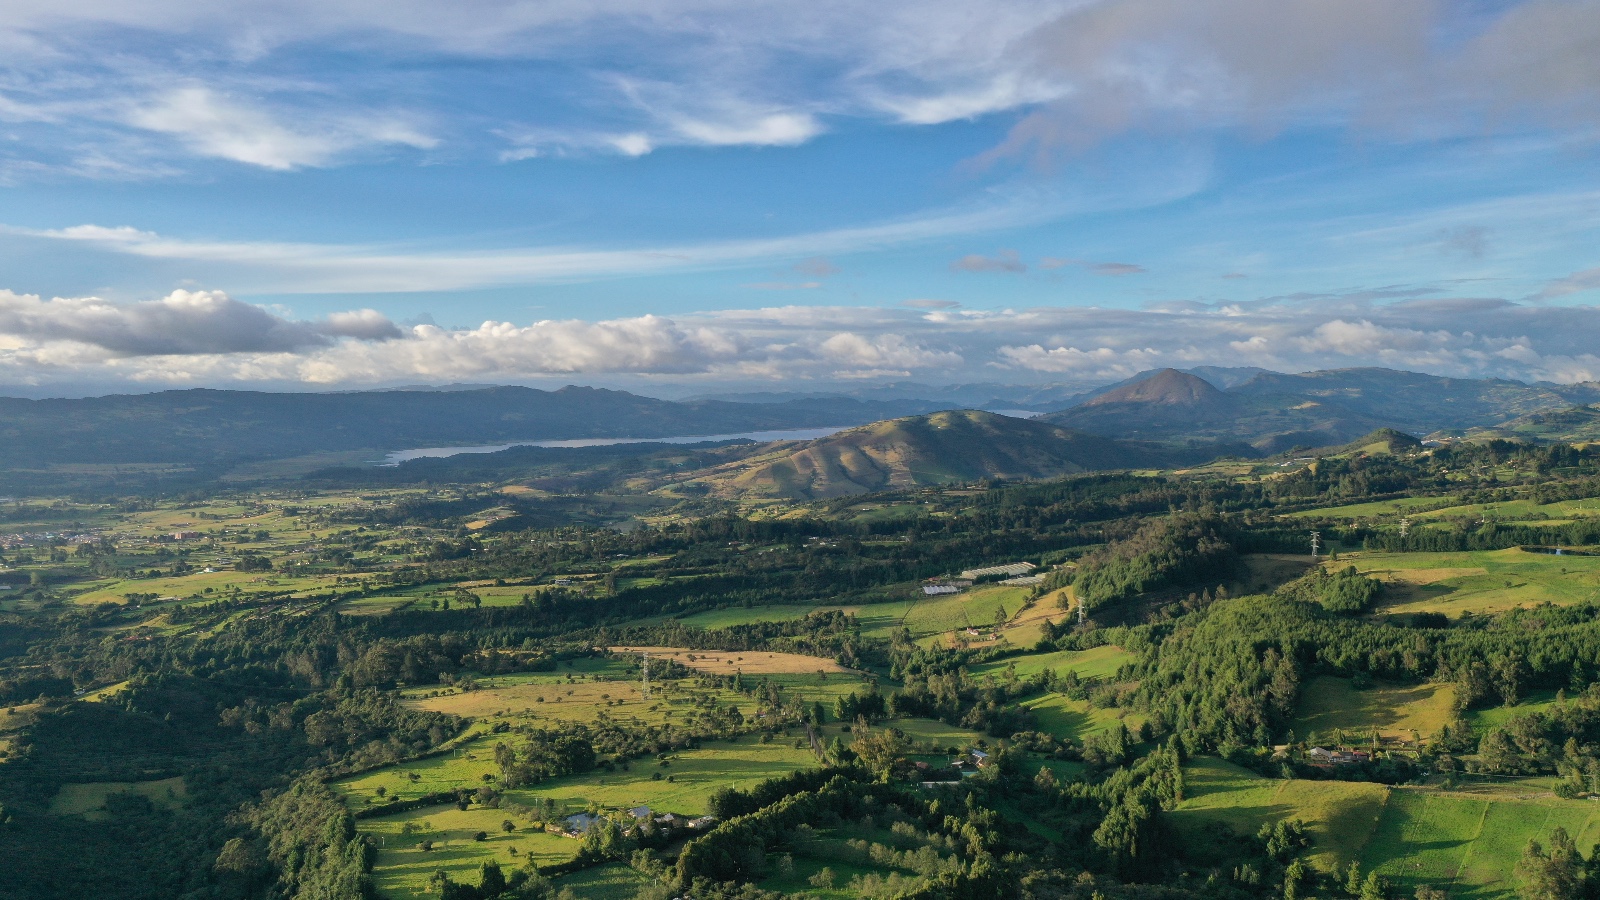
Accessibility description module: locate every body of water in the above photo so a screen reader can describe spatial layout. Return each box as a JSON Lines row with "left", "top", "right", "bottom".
{"left": 381, "top": 425, "right": 856, "bottom": 466}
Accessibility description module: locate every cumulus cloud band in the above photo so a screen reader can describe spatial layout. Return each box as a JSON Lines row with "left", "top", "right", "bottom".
{"left": 0, "top": 287, "right": 1598, "bottom": 388}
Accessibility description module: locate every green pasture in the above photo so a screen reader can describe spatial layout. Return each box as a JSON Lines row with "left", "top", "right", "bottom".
{"left": 552, "top": 863, "right": 655, "bottom": 899}
{"left": 670, "top": 605, "right": 815, "bottom": 629}
{"left": 1466, "top": 690, "right": 1562, "bottom": 734}
{"left": 339, "top": 735, "right": 818, "bottom": 813}
{"left": 1020, "top": 693, "right": 1146, "bottom": 742}
{"left": 968, "top": 645, "right": 1134, "bottom": 682}
{"left": 1363, "top": 789, "right": 1600, "bottom": 900}
{"left": 1341, "top": 549, "right": 1600, "bottom": 617}
{"left": 891, "top": 717, "right": 984, "bottom": 753}
{"left": 902, "top": 585, "right": 1030, "bottom": 637}
{"left": 73, "top": 570, "right": 338, "bottom": 606}
{"left": 1413, "top": 498, "right": 1600, "bottom": 526}
{"left": 503, "top": 738, "right": 817, "bottom": 816}
{"left": 1173, "top": 757, "right": 1389, "bottom": 874}
{"left": 49, "top": 776, "right": 187, "bottom": 820}
{"left": 1176, "top": 757, "right": 1600, "bottom": 899}
{"left": 360, "top": 806, "right": 577, "bottom": 900}
{"left": 1286, "top": 496, "right": 1460, "bottom": 520}
{"left": 1293, "top": 676, "right": 1457, "bottom": 744}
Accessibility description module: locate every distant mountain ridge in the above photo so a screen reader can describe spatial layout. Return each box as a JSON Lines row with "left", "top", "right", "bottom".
{"left": 1082, "top": 369, "right": 1227, "bottom": 408}
{"left": 1041, "top": 366, "right": 1600, "bottom": 453}
{"left": 682, "top": 409, "right": 1219, "bottom": 500}
{"left": 0, "top": 385, "right": 951, "bottom": 470}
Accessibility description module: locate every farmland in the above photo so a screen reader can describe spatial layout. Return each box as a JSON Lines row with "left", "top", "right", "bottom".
{"left": 1293, "top": 677, "right": 1457, "bottom": 744}
{"left": 1338, "top": 548, "right": 1600, "bottom": 617}
{"left": 1175, "top": 758, "right": 1600, "bottom": 900}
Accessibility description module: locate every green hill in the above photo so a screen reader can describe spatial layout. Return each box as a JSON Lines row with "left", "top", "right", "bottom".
{"left": 684, "top": 409, "right": 1211, "bottom": 499}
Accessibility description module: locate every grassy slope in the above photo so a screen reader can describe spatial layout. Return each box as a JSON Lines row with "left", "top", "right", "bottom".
{"left": 1292, "top": 677, "right": 1457, "bottom": 743}
{"left": 1173, "top": 758, "right": 1390, "bottom": 873}
{"left": 1342, "top": 549, "right": 1600, "bottom": 618}
{"left": 686, "top": 410, "right": 1172, "bottom": 500}
{"left": 1176, "top": 758, "right": 1600, "bottom": 900}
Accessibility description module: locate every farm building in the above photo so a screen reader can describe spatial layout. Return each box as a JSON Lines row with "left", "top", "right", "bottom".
{"left": 959, "top": 562, "right": 1036, "bottom": 580}
{"left": 923, "top": 584, "right": 961, "bottom": 596}
{"left": 563, "top": 812, "right": 602, "bottom": 835}
{"left": 1307, "top": 747, "right": 1371, "bottom": 766}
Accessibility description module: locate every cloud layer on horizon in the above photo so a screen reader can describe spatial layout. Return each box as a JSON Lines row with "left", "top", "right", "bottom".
{"left": 2, "top": 287, "right": 1598, "bottom": 390}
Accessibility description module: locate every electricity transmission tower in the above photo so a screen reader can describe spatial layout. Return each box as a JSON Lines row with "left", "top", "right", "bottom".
{"left": 1399, "top": 517, "right": 1411, "bottom": 538}
{"left": 640, "top": 652, "right": 650, "bottom": 700}
{"left": 1309, "top": 530, "right": 1321, "bottom": 559}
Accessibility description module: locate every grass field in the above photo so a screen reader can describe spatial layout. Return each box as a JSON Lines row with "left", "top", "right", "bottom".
{"left": 607, "top": 646, "right": 853, "bottom": 675}
{"left": 0, "top": 702, "right": 36, "bottom": 758}
{"left": 351, "top": 737, "right": 819, "bottom": 897}
{"left": 1466, "top": 691, "right": 1562, "bottom": 734}
{"left": 903, "top": 585, "right": 1030, "bottom": 638}
{"left": 49, "top": 776, "right": 187, "bottom": 819}
{"left": 339, "top": 735, "right": 818, "bottom": 812}
{"left": 1293, "top": 676, "right": 1457, "bottom": 744}
{"left": 1286, "top": 496, "right": 1461, "bottom": 520}
{"left": 968, "top": 645, "right": 1134, "bottom": 682}
{"left": 1020, "top": 693, "right": 1146, "bottom": 742}
{"left": 361, "top": 807, "right": 579, "bottom": 900}
{"left": 505, "top": 737, "right": 817, "bottom": 816}
{"left": 1175, "top": 757, "right": 1600, "bottom": 899}
{"left": 1362, "top": 789, "right": 1600, "bottom": 900}
{"left": 892, "top": 717, "right": 984, "bottom": 752}
{"left": 1339, "top": 549, "right": 1600, "bottom": 618}
{"left": 1173, "top": 757, "right": 1389, "bottom": 873}
{"left": 551, "top": 863, "right": 654, "bottom": 899}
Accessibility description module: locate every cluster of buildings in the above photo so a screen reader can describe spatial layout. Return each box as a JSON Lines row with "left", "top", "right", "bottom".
{"left": 559, "top": 806, "right": 716, "bottom": 837}
{"left": 0, "top": 529, "right": 100, "bottom": 550}
{"left": 922, "top": 561, "right": 1043, "bottom": 595}
{"left": 1306, "top": 747, "right": 1374, "bottom": 766}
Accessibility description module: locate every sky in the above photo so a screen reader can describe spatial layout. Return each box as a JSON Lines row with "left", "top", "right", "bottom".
{"left": 0, "top": 0, "right": 1598, "bottom": 396}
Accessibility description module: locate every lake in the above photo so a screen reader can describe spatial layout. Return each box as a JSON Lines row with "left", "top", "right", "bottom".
{"left": 381, "top": 425, "right": 856, "bottom": 466}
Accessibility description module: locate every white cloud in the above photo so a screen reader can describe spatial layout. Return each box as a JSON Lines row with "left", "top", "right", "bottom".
{"left": 125, "top": 86, "right": 435, "bottom": 169}
{"left": 0, "top": 286, "right": 1598, "bottom": 388}
{"left": 0, "top": 288, "right": 399, "bottom": 355}
{"left": 670, "top": 111, "right": 821, "bottom": 147}
{"left": 1, "top": 192, "right": 1063, "bottom": 292}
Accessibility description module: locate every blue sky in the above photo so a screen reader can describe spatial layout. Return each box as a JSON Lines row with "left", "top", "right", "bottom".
{"left": 0, "top": 0, "right": 1597, "bottom": 393}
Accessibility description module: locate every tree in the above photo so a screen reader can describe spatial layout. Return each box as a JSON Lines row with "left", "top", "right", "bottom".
{"left": 1517, "top": 829, "right": 1585, "bottom": 900}
{"left": 849, "top": 726, "right": 909, "bottom": 781}
{"left": 479, "top": 860, "right": 507, "bottom": 897}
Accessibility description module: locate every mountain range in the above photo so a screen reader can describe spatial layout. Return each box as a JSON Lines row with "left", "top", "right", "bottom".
{"left": 6, "top": 365, "right": 1600, "bottom": 496}
{"left": 1040, "top": 367, "right": 1600, "bottom": 453}
{"left": 0, "top": 386, "right": 946, "bottom": 469}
